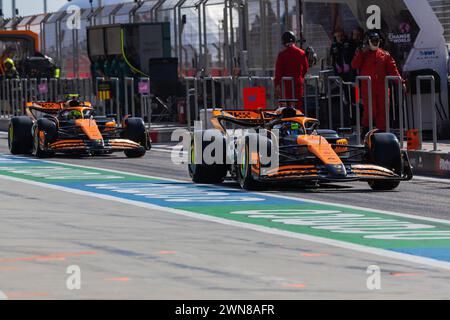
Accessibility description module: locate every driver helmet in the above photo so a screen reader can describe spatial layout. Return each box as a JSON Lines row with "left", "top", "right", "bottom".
{"left": 68, "top": 109, "right": 83, "bottom": 120}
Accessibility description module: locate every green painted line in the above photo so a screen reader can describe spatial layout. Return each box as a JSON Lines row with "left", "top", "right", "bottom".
{"left": 0, "top": 154, "right": 450, "bottom": 265}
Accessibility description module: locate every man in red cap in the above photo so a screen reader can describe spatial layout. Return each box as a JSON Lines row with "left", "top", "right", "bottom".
{"left": 274, "top": 31, "right": 309, "bottom": 110}
{"left": 351, "top": 30, "right": 404, "bottom": 132}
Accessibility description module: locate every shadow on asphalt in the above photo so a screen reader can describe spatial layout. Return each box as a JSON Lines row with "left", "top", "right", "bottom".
{"left": 220, "top": 180, "right": 384, "bottom": 194}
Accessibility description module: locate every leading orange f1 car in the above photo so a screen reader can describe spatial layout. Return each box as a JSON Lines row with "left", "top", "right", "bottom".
{"left": 8, "top": 97, "right": 151, "bottom": 158}
{"left": 188, "top": 106, "right": 413, "bottom": 191}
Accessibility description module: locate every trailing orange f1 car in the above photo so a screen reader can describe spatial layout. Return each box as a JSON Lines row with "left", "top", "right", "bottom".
{"left": 8, "top": 97, "right": 151, "bottom": 158}
{"left": 188, "top": 106, "right": 413, "bottom": 191}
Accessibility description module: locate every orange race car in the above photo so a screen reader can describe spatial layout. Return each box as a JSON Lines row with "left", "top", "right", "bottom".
{"left": 188, "top": 106, "right": 413, "bottom": 191}
{"left": 8, "top": 97, "right": 151, "bottom": 158}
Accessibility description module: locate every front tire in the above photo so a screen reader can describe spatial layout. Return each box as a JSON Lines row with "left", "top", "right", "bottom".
{"left": 33, "top": 119, "right": 57, "bottom": 158}
{"left": 367, "top": 132, "right": 402, "bottom": 191}
{"left": 237, "top": 137, "right": 263, "bottom": 190}
{"left": 123, "top": 118, "right": 148, "bottom": 158}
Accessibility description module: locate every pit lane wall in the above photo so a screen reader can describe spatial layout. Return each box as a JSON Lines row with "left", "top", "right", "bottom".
{"left": 408, "top": 150, "right": 450, "bottom": 178}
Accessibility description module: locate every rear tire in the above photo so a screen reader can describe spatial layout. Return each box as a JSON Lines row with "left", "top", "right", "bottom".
{"left": 8, "top": 116, "right": 33, "bottom": 155}
{"left": 188, "top": 137, "right": 227, "bottom": 184}
{"left": 123, "top": 118, "right": 147, "bottom": 158}
{"left": 367, "top": 133, "right": 402, "bottom": 191}
{"left": 33, "top": 119, "right": 57, "bottom": 158}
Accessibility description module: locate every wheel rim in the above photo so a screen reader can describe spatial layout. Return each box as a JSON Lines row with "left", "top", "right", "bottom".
{"left": 33, "top": 129, "right": 40, "bottom": 155}
{"left": 188, "top": 142, "right": 196, "bottom": 175}
{"left": 8, "top": 125, "right": 13, "bottom": 150}
{"left": 240, "top": 144, "right": 248, "bottom": 178}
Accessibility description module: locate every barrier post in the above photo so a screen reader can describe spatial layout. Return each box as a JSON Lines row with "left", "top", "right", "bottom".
{"left": 138, "top": 77, "right": 151, "bottom": 129}
{"left": 356, "top": 76, "right": 373, "bottom": 133}
{"left": 5, "top": 79, "right": 11, "bottom": 117}
{"left": 49, "top": 78, "right": 58, "bottom": 102}
{"left": 384, "top": 76, "right": 404, "bottom": 147}
{"left": 416, "top": 75, "right": 437, "bottom": 151}
{"left": 124, "top": 77, "right": 136, "bottom": 116}
{"left": 327, "top": 76, "right": 344, "bottom": 128}
{"left": 184, "top": 77, "right": 196, "bottom": 130}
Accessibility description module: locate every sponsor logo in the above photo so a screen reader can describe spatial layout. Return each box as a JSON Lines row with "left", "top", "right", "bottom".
{"left": 420, "top": 50, "right": 436, "bottom": 57}
{"left": 388, "top": 33, "right": 411, "bottom": 44}
{"left": 439, "top": 158, "right": 450, "bottom": 172}
{"left": 417, "top": 50, "right": 440, "bottom": 62}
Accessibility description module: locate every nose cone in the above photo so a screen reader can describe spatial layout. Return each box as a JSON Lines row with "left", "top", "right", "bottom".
{"left": 325, "top": 164, "right": 347, "bottom": 177}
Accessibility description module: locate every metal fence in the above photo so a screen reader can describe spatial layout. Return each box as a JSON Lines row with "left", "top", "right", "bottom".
{"left": 2, "top": 0, "right": 448, "bottom": 79}
{"left": 183, "top": 74, "right": 440, "bottom": 150}
{"left": 0, "top": 77, "right": 153, "bottom": 125}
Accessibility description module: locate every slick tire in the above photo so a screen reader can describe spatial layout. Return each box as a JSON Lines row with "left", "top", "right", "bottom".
{"left": 33, "top": 119, "right": 57, "bottom": 158}
{"left": 237, "top": 137, "right": 264, "bottom": 191}
{"left": 367, "top": 132, "right": 402, "bottom": 191}
{"left": 8, "top": 116, "right": 33, "bottom": 155}
{"left": 123, "top": 118, "right": 147, "bottom": 158}
{"left": 188, "top": 137, "right": 227, "bottom": 184}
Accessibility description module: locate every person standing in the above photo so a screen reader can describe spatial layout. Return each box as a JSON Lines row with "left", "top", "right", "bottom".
{"left": 275, "top": 31, "right": 309, "bottom": 110}
{"left": 348, "top": 27, "right": 364, "bottom": 80}
{"left": 351, "top": 30, "right": 404, "bottom": 132}
{"left": 0, "top": 48, "right": 19, "bottom": 79}
{"left": 330, "top": 28, "right": 353, "bottom": 82}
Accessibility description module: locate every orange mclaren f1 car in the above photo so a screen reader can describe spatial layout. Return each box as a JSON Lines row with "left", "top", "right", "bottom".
{"left": 8, "top": 97, "right": 151, "bottom": 158}
{"left": 188, "top": 106, "right": 413, "bottom": 191}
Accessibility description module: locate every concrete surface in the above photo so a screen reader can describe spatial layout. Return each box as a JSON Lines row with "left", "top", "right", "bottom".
{"left": 0, "top": 135, "right": 450, "bottom": 299}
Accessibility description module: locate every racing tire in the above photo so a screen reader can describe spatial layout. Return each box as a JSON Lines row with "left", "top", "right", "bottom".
{"left": 188, "top": 137, "right": 228, "bottom": 184}
{"left": 367, "top": 132, "right": 402, "bottom": 191}
{"left": 8, "top": 116, "right": 33, "bottom": 155}
{"left": 33, "top": 119, "right": 57, "bottom": 158}
{"left": 123, "top": 118, "right": 147, "bottom": 158}
{"left": 237, "top": 137, "right": 264, "bottom": 190}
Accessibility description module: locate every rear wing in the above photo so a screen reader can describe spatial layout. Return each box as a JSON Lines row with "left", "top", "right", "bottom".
{"left": 25, "top": 102, "right": 63, "bottom": 111}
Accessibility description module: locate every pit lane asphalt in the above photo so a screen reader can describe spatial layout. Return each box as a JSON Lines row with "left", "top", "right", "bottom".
{"left": 0, "top": 135, "right": 450, "bottom": 299}
{"left": 0, "top": 135, "right": 446, "bottom": 221}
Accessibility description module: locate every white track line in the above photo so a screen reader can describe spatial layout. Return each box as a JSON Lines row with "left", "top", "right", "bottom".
{"left": 38, "top": 158, "right": 450, "bottom": 226}
{"left": 0, "top": 155, "right": 450, "bottom": 271}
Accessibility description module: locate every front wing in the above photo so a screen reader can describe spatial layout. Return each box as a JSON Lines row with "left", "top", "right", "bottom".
{"left": 47, "top": 139, "right": 144, "bottom": 153}
{"left": 250, "top": 152, "right": 413, "bottom": 183}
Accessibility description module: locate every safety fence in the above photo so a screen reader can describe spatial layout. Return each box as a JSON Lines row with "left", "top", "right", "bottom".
{"left": 0, "top": 77, "right": 153, "bottom": 127}
{"left": 184, "top": 74, "right": 440, "bottom": 150}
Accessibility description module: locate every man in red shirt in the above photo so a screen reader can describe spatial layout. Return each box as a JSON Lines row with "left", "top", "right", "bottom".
{"left": 275, "top": 31, "right": 309, "bottom": 110}
{"left": 351, "top": 30, "right": 404, "bottom": 132}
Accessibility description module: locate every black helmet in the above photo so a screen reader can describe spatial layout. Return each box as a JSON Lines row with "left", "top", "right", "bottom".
{"left": 282, "top": 31, "right": 296, "bottom": 45}
{"left": 366, "top": 29, "right": 381, "bottom": 41}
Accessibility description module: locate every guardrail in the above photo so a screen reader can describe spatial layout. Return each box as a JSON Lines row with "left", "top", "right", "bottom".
{"left": 0, "top": 77, "right": 153, "bottom": 127}
{"left": 147, "top": 75, "right": 445, "bottom": 152}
